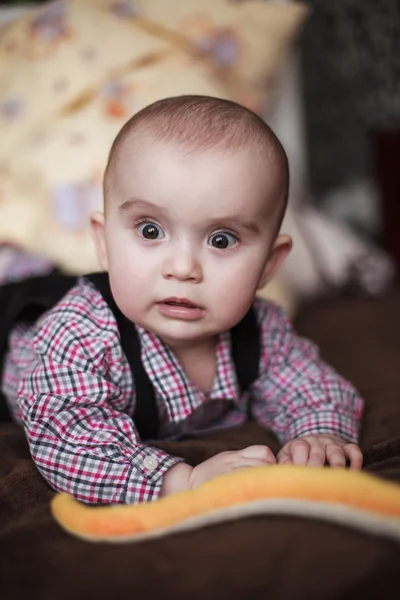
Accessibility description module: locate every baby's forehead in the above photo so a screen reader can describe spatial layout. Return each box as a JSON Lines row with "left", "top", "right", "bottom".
{"left": 111, "top": 132, "right": 280, "bottom": 176}
{"left": 108, "top": 140, "right": 279, "bottom": 206}
{"left": 106, "top": 127, "right": 287, "bottom": 210}
{"left": 109, "top": 137, "right": 286, "bottom": 222}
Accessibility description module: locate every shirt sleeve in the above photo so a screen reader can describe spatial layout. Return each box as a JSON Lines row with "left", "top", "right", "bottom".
{"left": 16, "top": 283, "right": 183, "bottom": 504}
{"left": 250, "top": 299, "right": 364, "bottom": 445}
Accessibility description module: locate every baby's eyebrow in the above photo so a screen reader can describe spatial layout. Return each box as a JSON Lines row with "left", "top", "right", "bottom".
{"left": 118, "top": 198, "right": 164, "bottom": 214}
{"left": 206, "top": 217, "right": 260, "bottom": 235}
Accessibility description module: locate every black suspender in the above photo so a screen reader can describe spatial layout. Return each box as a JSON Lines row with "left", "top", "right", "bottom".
{"left": 231, "top": 306, "right": 260, "bottom": 394}
{"left": 85, "top": 273, "right": 159, "bottom": 441}
{"left": 0, "top": 271, "right": 261, "bottom": 437}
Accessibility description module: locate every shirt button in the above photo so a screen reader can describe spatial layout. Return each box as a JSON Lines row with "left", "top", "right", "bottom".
{"left": 143, "top": 455, "right": 159, "bottom": 471}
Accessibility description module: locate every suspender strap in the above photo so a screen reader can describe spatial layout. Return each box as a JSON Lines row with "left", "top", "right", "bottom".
{"left": 230, "top": 305, "right": 260, "bottom": 396}
{"left": 85, "top": 273, "right": 159, "bottom": 441}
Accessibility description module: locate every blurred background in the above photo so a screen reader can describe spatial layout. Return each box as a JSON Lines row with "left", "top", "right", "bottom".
{"left": 0, "top": 0, "right": 398, "bottom": 315}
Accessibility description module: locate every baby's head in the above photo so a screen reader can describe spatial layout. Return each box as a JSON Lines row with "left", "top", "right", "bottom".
{"left": 92, "top": 95, "right": 291, "bottom": 349}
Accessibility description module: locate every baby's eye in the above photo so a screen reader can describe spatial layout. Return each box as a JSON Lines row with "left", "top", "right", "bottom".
{"left": 208, "top": 232, "right": 238, "bottom": 249}
{"left": 137, "top": 222, "right": 164, "bottom": 240}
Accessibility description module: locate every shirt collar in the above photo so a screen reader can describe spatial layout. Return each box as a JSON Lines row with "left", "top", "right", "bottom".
{"left": 135, "top": 326, "right": 240, "bottom": 424}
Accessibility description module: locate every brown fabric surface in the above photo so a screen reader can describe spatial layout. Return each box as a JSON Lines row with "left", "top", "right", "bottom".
{"left": 294, "top": 285, "right": 400, "bottom": 449}
{"left": 1, "top": 286, "right": 400, "bottom": 599}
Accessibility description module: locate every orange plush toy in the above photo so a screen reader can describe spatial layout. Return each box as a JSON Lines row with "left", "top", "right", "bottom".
{"left": 51, "top": 465, "right": 400, "bottom": 545}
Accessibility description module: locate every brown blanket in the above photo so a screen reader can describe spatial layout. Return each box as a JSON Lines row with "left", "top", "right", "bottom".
{"left": 1, "top": 287, "right": 400, "bottom": 599}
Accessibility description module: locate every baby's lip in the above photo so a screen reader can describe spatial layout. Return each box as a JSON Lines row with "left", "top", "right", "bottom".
{"left": 159, "top": 297, "right": 201, "bottom": 309}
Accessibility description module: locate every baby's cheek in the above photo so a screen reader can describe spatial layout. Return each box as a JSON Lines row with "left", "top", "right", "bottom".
{"left": 112, "top": 246, "right": 150, "bottom": 280}
{"left": 213, "top": 262, "right": 260, "bottom": 297}
{"left": 210, "top": 275, "right": 256, "bottom": 321}
{"left": 108, "top": 256, "right": 148, "bottom": 305}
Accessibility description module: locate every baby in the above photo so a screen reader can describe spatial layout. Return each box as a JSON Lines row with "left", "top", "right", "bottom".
{"left": 1, "top": 96, "right": 364, "bottom": 503}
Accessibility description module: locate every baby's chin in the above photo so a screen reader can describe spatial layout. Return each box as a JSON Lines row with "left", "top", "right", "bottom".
{"left": 142, "top": 317, "right": 219, "bottom": 348}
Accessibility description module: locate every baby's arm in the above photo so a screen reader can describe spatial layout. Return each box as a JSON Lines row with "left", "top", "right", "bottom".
{"left": 250, "top": 300, "right": 364, "bottom": 465}
{"left": 16, "top": 304, "right": 183, "bottom": 504}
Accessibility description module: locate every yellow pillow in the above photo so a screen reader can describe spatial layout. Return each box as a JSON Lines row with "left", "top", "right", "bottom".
{"left": 0, "top": 0, "right": 308, "bottom": 277}
{"left": 141, "top": 0, "right": 308, "bottom": 99}
{"left": 0, "top": 2, "right": 173, "bottom": 157}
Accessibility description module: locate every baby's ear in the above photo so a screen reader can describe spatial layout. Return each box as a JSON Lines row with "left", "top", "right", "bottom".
{"left": 257, "top": 234, "right": 292, "bottom": 289}
{"left": 90, "top": 211, "right": 109, "bottom": 272}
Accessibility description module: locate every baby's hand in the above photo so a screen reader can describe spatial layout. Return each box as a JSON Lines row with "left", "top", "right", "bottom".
{"left": 160, "top": 445, "right": 275, "bottom": 497}
{"left": 277, "top": 434, "right": 363, "bottom": 469}
{"left": 189, "top": 445, "right": 276, "bottom": 489}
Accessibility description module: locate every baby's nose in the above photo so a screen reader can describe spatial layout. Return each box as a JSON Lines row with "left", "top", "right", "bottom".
{"left": 162, "top": 248, "right": 203, "bottom": 282}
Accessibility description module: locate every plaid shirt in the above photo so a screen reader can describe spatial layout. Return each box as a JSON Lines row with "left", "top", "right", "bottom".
{"left": 2, "top": 277, "right": 363, "bottom": 505}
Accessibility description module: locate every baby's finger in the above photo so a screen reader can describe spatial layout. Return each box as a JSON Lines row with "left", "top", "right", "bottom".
{"left": 277, "top": 447, "right": 292, "bottom": 465}
{"left": 241, "top": 445, "right": 276, "bottom": 464}
{"left": 307, "top": 446, "right": 326, "bottom": 467}
{"left": 231, "top": 458, "right": 275, "bottom": 470}
{"left": 290, "top": 440, "right": 310, "bottom": 465}
{"left": 344, "top": 444, "right": 363, "bottom": 470}
{"left": 325, "top": 445, "right": 346, "bottom": 468}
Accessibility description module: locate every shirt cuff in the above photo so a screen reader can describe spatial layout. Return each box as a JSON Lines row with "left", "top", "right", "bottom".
{"left": 285, "top": 410, "right": 361, "bottom": 445}
{"left": 123, "top": 445, "right": 185, "bottom": 504}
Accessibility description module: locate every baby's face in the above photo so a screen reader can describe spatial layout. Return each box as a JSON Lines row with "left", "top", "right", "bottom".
{"left": 94, "top": 139, "right": 289, "bottom": 349}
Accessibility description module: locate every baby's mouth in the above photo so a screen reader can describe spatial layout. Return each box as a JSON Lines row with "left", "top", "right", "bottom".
{"left": 157, "top": 297, "right": 204, "bottom": 320}
{"left": 161, "top": 298, "right": 199, "bottom": 309}
{"left": 165, "top": 300, "right": 197, "bottom": 308}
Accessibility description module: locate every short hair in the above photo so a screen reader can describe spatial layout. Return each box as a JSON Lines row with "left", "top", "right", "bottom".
{"left": 104, "top": 95, "right": 289, "bottom": 225}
